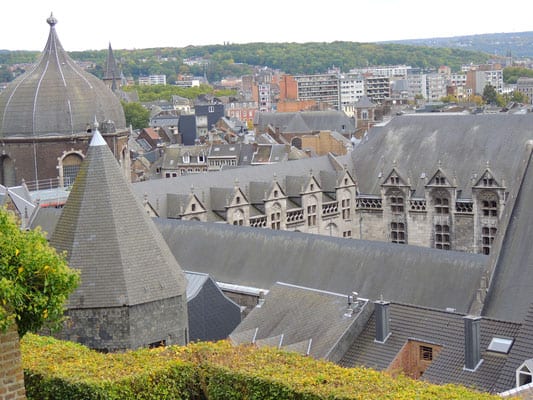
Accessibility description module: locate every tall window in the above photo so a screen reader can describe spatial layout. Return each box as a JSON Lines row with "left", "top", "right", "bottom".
{"left": 391, "top": 222, "right": 406, "bottom": 244}
{"left": 341, "top": 198, "right": 351, "bottom": 219}
{"left": 435, "top": 224, "right": 450, "bottom": 250}
{"left": 480, "top": 193, "right": 498, "bottom": 217}
{"left": 271, "top": 205, "right": 281, "bottom": 230}
{"left": 0, "top": 156, "right": 15, "bottom": 187}
{"left": 482, "top": 226, "right": 497, "bottom": 255}
{"left": 307, "top": 204, "right": 317, "bottom": 226}
{"left": 390, "top": 195, "right": 404, "bottom": 213}
{"left": 434, "top": 196, "right": 449, "bottom": 214}
{"left": 62, "top": 153, "right": 83, "bottom": 187}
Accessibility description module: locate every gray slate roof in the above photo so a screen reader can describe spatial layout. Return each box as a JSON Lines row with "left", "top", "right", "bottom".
{"left": 185, "top": 271, "right": 241, "bottom": 342}
{"left": 339, "top": 303, "right": 521, "bottom": 393}
{"left": 351, "top": 114, "right": 533, "bottom": 197}
{"left": 155, "top": 219, "right": 487, "bottom": 313}
{"left": 495, "top": 303, "right": 533, "bottom": 392}
{"left": 482, "top": 145, "right": 533, "bottom": 322}
{"left": 0, "top": 15, "right": 125, "bottom": 138}
{"left": 50, "top": 129, "right": 186, "bottom": 309}
{"left": 231, "top": 282, "right": 370, "bottom": 360}
{"left": 132, "top": 154, "right": 345, "bottom": 218}
{"left": 254, "top": 111, "right": 356, "bottom": 135}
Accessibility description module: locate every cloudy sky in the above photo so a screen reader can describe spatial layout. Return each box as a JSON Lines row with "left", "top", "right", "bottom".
{"left": 2, "top": 0, "right": 532, "bottom": 51}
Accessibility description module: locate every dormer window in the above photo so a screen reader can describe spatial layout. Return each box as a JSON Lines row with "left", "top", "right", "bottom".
{"left": 236, "top": 196, "right": 241, "bottom": 204}
{"left": 183, "top": 152, "right": 190, "bottom": 164}
{"left": 390, "top": 175, "right": 400, "bottom": 185}
{"left": 435, "top": 176, "right": 446, "bottom": 185}
{"left": 310, "top": 183, "right": 314, "bottom": 191}
{"left": 191, "top": 203, "right": 196, "bottom": 212}
{"left": 273, "top": 190, "right": 278, "bottom": 198}
{"left": 198, "top": 152, "right": 205, "bottom": 163}
{"left": 483, "top": 176, "right": 494, "bottom": 186}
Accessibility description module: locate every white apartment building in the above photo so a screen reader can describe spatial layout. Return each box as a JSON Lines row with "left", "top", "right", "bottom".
{"left": 407, "top": 73, "right": 427, "bottom": 99}
{"left": 339, "top": 73, "right": 365, "bottom": 106}
{"left": 350, "top": 65, "right": 411, "bottom": 78}
{"left": 138, "top": 75, "right": 167, "bottom": 85}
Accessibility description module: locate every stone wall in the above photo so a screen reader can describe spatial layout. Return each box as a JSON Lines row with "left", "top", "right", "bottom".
{"left": 0, "top": 325, "right": 26, "bottom": 400}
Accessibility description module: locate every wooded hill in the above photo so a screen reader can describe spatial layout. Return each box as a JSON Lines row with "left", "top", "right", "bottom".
{"left": 1, "top": 42, "right": 491, "bottom": 83}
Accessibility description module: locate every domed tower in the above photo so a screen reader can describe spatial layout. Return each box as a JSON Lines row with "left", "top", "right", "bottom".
{"left": 0, "top": 14, "right": 130, "bottom": 188}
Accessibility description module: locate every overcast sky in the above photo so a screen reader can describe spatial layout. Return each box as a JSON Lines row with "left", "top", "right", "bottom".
{"left": 2, "top": 0, "right": 532, "bottom": 51}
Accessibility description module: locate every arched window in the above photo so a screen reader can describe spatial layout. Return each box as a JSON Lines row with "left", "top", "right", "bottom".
{"left": 61, "top": 153, "right": 83, "bottom": 187}
{"left": 292, "top": 137, "right": 302, "bottom": 150}
{"left": 0, "top": 155, "right": 16, "bottom": 187}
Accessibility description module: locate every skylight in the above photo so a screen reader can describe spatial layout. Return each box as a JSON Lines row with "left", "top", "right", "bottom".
{"left": 487, "top": 337, "right": 514, "bottom": 354}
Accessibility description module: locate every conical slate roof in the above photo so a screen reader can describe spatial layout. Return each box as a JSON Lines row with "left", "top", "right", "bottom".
{"left": 0, "top": 14, "right": 126, "bottom": 138}
{"left": 50, "top": 127, "right": 186, "bottom": 309}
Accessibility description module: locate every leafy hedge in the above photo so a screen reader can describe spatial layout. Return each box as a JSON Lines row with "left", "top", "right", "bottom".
{"left": 21, "top": 334, "right": 498, "bottom": 400}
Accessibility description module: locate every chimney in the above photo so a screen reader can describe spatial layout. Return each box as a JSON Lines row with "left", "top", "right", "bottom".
{"left": 374, "top": 299, "right": 390, "bottom": 343}
{"left": 464, "top": 315, "right": 482, "bottom": 371}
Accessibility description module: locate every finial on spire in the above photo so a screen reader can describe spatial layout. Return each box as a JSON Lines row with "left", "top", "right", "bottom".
{"left": 93, "top": 116, "right": 99, "bottom": 131}
{"left": 47, "top": 13, "right": 57, "bottom": 27}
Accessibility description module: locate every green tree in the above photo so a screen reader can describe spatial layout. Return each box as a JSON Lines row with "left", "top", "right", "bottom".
{"left": 482, "top": 84, "right": 499, "bottom": 105}
{"left": 122, "top": 101, "right": 150, "bottom": 130}
{"left": 510, "top": 90, "right": 530, "bottom": 104}
{"left": 0, "top": 208, "right": 79, "bottom": 337}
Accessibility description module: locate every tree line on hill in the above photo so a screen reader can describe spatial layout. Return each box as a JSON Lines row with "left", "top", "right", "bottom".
{"left": 1, "top": 41, "right": 491, "bottom": 83}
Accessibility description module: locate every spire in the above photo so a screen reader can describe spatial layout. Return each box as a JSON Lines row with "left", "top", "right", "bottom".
{"left": 104, "top": 42, "right": 121, "bottom": 90}
{"left": 89, "top": 117, "right": 106, "bottom": 147}
{"left": 50, "top": 129, "right": 187, "bottom": 310}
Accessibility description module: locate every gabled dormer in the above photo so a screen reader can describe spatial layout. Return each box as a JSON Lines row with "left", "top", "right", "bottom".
{"left": 230, "top": 186, "right": 249, "bottom": 208}
{"left": 382, "top": 167, "right": 408, "bottom": 188}
{"left": 337, "top": 168, "right": 357, "bottom": 189}
{"left": 266, "top": 179, "right": 286, "bottom": 202}
{"left": 302, "top": 172, "right": 321, "bottom": 194}
{"left": 426, "top": 167, "right": 454, "bottom": 188}
{"left": 473, "top": 167, "right": 503, "bottom": 189}
{"left": 186, "top": 193, "right": 206, "bottom": 216}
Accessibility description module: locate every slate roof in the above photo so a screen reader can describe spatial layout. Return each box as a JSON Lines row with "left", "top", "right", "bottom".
{"left": 351, "top": 114, "right": 533, "bottom": 197}
{"left": 254, "top": 111, "right": 356, "bottom": 135}
{"left": 155, "top": 219, "right": 487, "bottom": 313}
{"left": 132, "top": 154, "right": 345, "bottom": 218}
{"left": 230, "top": 282, "right": 371, "bottom": 360}
{"left": 49, "top": 128, "right": 187, "bottom": 309}
{"left": 482, "top": 144, "right": 533, "bottom": 322}
{"left": 495, "top": 303, "right": 533, "bottom": 392}
{"left": 0, "top": 14, "right": 125, "bottom": 138}
{"left": 185, "top": 271, "right": 241, "bottom": 342}
{"left": 339, "top": 303, "right": 521, "bottom": 393}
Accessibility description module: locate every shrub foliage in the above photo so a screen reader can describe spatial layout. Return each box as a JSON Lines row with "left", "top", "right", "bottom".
{"left": 0, "top": 208, "right": 79, "bottom": 337}
{"left": 22, "top": 334, "right": 499, "bottom": 400}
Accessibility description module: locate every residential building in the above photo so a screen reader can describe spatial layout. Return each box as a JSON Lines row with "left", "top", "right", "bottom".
{"left": 138, "top": 74, "right": 167, "bottom": 85}
{"left": 293, "top": 73, "right": 340, "bottom": 110}
{"left": 364, "top": 75, "right": 391, "bottom": 104}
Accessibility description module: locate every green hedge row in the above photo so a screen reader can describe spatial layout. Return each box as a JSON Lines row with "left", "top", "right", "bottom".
{"left": 21, "top": 334, "right": 498, "bottom": 400}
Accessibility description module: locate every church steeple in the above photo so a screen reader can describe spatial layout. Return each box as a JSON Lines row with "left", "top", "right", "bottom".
{"left": 103, "top": 42, "right": 122, "bottom": 91}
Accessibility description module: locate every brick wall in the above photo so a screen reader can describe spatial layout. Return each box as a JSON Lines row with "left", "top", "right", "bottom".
{"left": 0, "top": 325, "right": 26, "bottom": 400}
